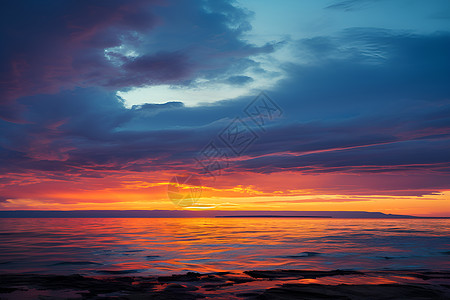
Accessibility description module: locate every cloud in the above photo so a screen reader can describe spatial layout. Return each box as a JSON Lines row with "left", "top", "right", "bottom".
{"left": 228, "top": 29, "right": 450, "bottom": 178}
{"left": 0, "top": 0, "right": 275, "bottom": 111}
{"left": 325, "top": 0, "right": 380, "bottom": 11}
{"left": 0, "top": 196, "right": 10, "bottom": 203}
{"left": 0, "top": 20, "right": 449, "bottom": 200}
{"left": 226, "top": 75, "right": 254, "bottom": 85}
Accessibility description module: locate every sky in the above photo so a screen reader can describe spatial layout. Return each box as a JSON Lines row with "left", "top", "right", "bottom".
{"left": 0, "top": 0, "right": 449, "bottom": 216}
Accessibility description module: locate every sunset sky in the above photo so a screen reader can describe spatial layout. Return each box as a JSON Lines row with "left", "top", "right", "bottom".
{"left": 1, "top": 0, "right": 449, "bottom": 216}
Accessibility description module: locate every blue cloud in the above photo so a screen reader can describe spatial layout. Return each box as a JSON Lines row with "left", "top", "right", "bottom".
{"left": 226, "top": 76, "right": 254, "bottom": 85}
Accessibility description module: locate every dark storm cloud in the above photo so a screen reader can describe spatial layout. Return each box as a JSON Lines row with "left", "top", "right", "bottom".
{"left": 0, "top": 0, "right": 275, "bottom": 113}
{"left": 0, "top": 0, "right": 156, "bottom": 104}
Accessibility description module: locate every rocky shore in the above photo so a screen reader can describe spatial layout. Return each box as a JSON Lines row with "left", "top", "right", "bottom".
{"left": 1, "top": 269, "right": 449, "bottom": 299}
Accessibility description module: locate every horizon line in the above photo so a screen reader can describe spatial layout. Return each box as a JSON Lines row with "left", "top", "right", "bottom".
{"left": 0, "top": 210, "right": 448, "bottom": 219}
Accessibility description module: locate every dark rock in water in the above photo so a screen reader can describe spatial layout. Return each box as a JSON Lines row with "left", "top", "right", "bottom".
{"left": 256, "top": 283, "right": 449, "bottom": 300}
{"left": 237, "top": 292, "right": 261, "bottom": 297}
{"left": 409, "top": 271, "right": 450, "bottom": 280}
{"left": 203, "top": 281, "right": 234, "bottom": 290}
{"left": 158, "top": 271, "right": 202, "bottom": 282}
{"left": 244, "top": 269, "right": 362, "bottom": 279}
{"left": 0, "top": 287, "right": 18, "bottom": 293}
{"left": 0, "top": 274, "right": 155, "bottom": 296}
{"left": 96, "top": 269, "right": 141, "bottom": 275}
{"left": 164, "top": 283, "right": 198, "bottom": 291}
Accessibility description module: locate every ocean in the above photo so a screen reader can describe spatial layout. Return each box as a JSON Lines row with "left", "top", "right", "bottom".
{"left": 0, "top": 218, "right": 449, "bottom": 276}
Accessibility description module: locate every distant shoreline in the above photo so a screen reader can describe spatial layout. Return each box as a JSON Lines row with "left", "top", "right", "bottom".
{"left": 215, "top": 215, "right": 449, "bottom": 219}
{"left": 216, "top": 215, "right": 332, "bottom": 218}
{"left": 0, "top": 210, "right": 448, "bottom": 218}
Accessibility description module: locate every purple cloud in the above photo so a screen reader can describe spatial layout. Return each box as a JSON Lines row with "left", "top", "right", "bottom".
{"left": 0, "top": 0, "right": 275, "bottom": 112}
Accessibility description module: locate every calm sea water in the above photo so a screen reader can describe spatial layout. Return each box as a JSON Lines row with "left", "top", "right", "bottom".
{"left": 0, "top": 218, "right": 449, "bottom": 276}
